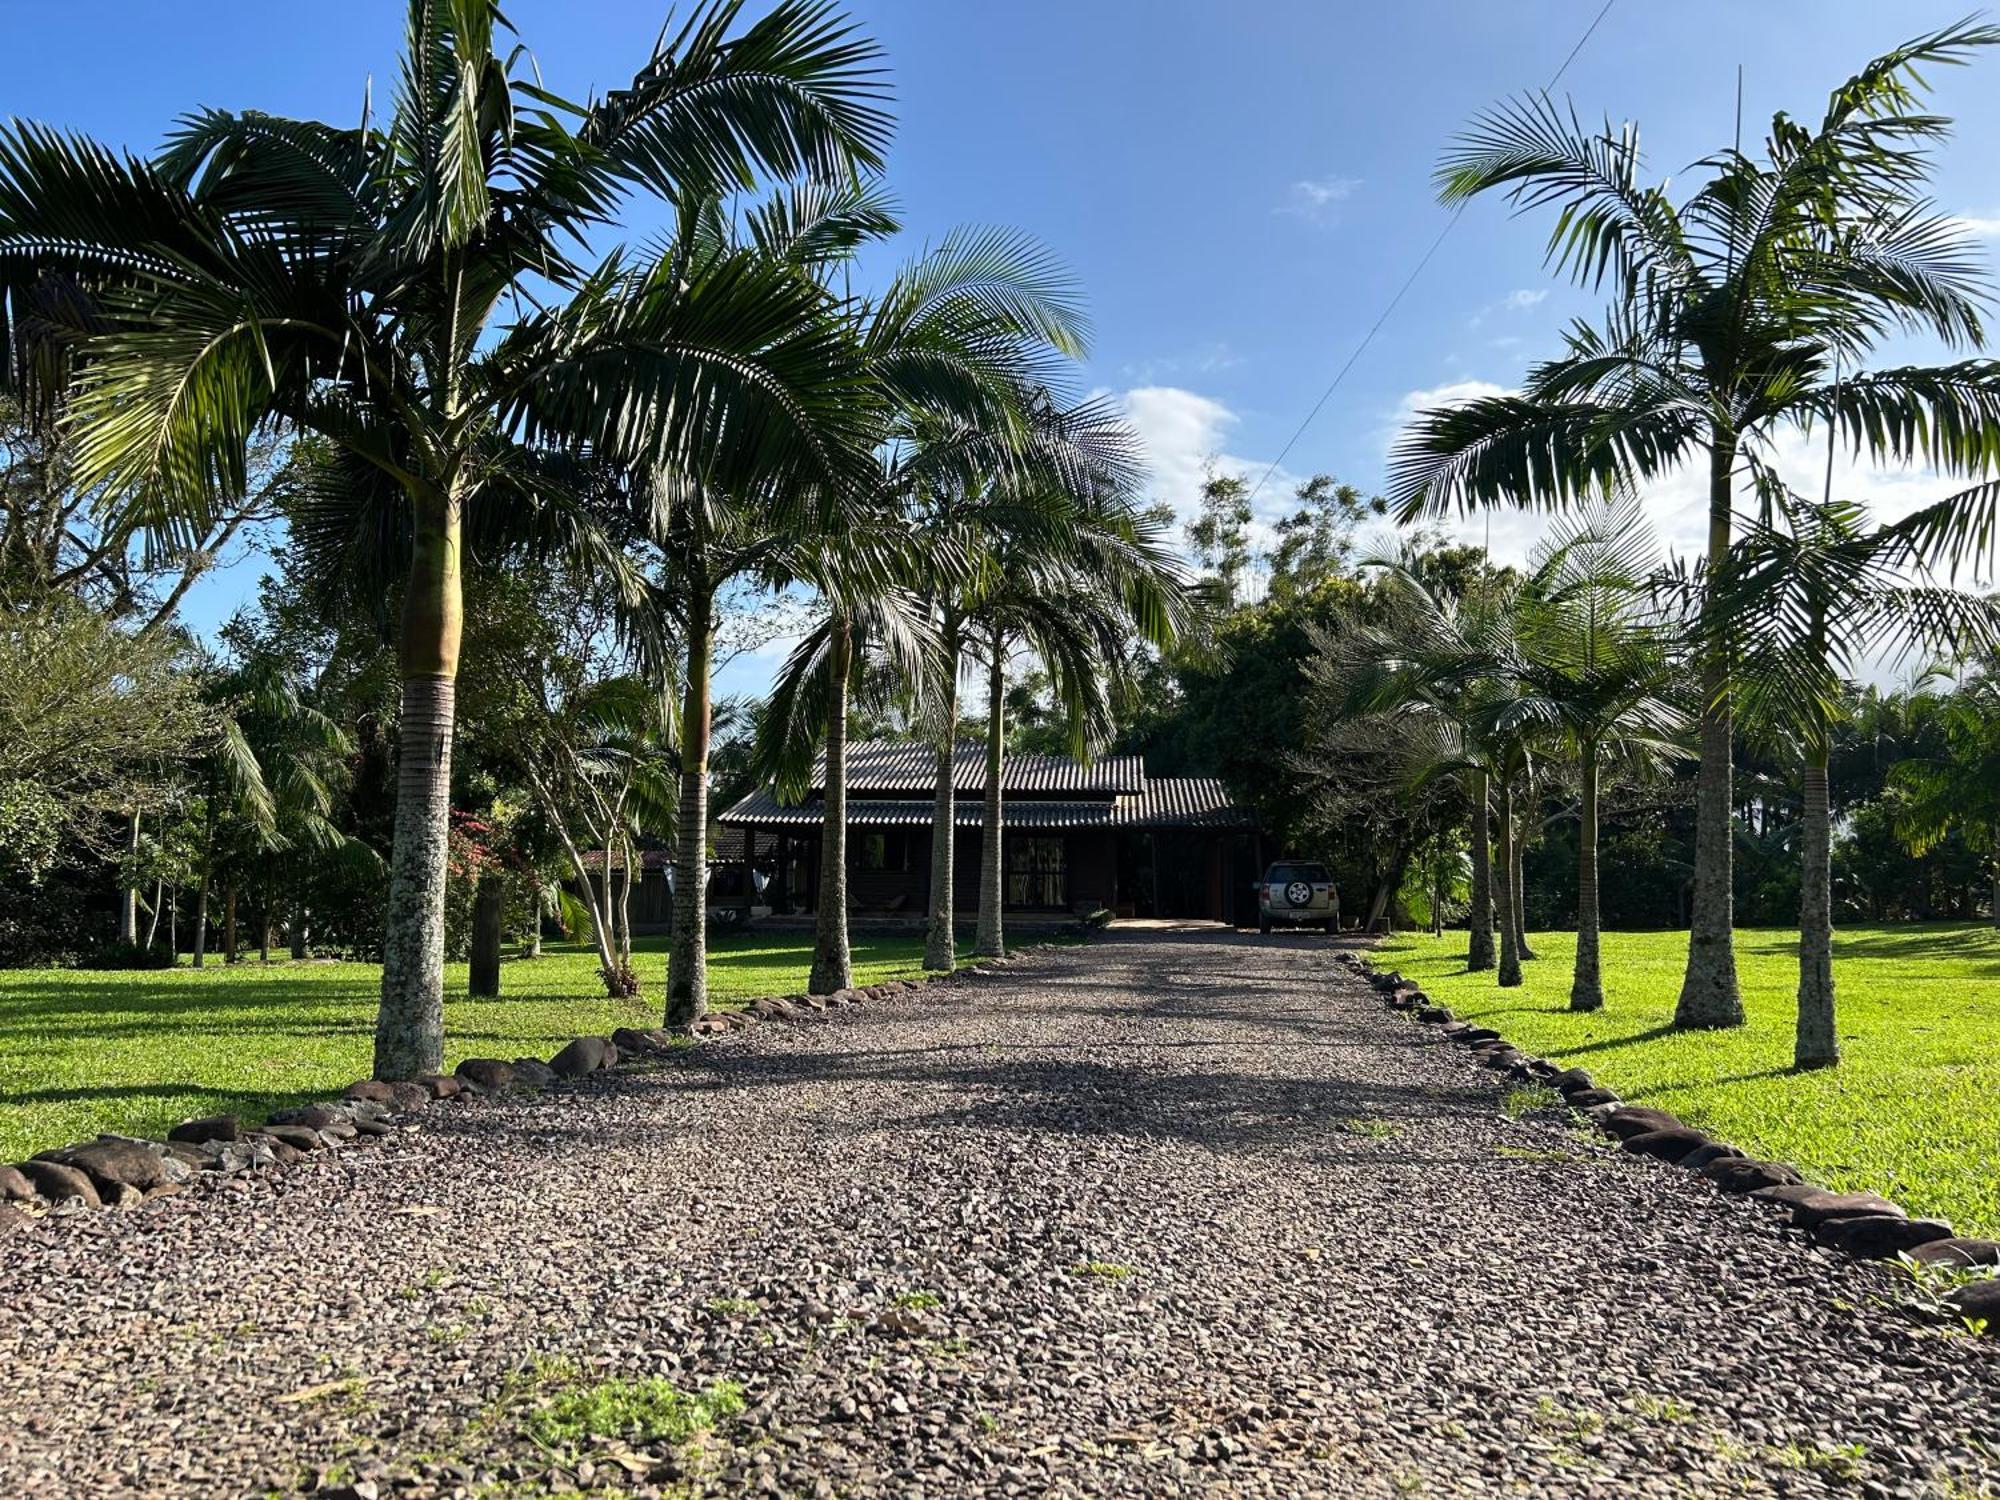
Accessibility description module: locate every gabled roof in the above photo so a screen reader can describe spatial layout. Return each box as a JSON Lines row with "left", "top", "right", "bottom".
{"left": 811, "top": 740, "right": 1147, "bottom": 796}
{"left": 721, "top": 776, "right": 1251, "bottom": 832}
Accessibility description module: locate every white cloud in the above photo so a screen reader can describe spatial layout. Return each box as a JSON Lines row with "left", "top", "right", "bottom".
{"left": 1280, "top": 174, "right": 1361, "bottom": 223}
{"left": 1121, "top": 342, "right": 1244, "bottom": 383}
{"left": 1468, "top": 286, "right": 1554, "bottom": 329}
{"left": 1118, "top": 385, "right": 1309, "bottom": 558}
{"left": 1947, "top": 213, "right": 2000, "bottom": 239}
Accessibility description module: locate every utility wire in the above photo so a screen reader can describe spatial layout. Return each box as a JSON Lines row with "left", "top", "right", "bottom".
{"left": 1242, "top": 0, "right": 1620, "bottom": 512}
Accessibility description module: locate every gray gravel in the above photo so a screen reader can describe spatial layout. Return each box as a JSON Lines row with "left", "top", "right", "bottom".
{"left": 2, "top": 929, "right": 1997, "bottom": 1498}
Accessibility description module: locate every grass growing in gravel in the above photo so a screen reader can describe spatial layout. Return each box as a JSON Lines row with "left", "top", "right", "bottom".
{"left": 0, "top": 931, "right": 966, "bottom": 1161}
{"left": 1376, "top": 924, "right": 2000, "bottom": 1236}
{"left": 524, "top": 1373, "right": 744, "bottom": 1449}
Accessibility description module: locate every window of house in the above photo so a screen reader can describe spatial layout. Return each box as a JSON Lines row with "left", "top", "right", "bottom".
{"left": 860, "top": 832, "right": 890, "bottom": 870}
{"left": 1005, "top": 834, "right": 1067, "bottom": 908}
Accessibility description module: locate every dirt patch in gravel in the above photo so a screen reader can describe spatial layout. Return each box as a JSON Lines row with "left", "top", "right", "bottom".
{"left": 1, "top": 930, "right": 1996, "bottom": 1498}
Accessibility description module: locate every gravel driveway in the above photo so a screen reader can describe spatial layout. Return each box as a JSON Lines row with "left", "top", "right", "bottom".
{"left": 2, "top": 930, "right": 1996, "bottom": 1498}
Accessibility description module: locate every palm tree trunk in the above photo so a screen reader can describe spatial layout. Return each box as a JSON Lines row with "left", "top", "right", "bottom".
{"left": 1675, "top": 431, "right": 1746, "bottom": 1028}
{"left": 614, "top": 833, "right": 634, "bottom": 969}
{"left": 924, "top": 611, "right": 961, "bottom": 973}
{"left": 375, "top": 491, "right": 463, "bottom": 1079}
{"left": 223, "top": 884, "right": 238, "bottom": 964}
{"left": 810, "top": 616, "right": 854, "bottom": 995}
{"left": 192, "top": 780, "right": 215, "bottom": 969}
{"left": 667, "top": 577, "right": 714, "bottom": 1026}
{"left": 975, "top": 627, "right": 1006, "bottom": 958}
{"left": 1467, "top": 769, "right": 1495, "bottom": 970}
{"left": 469, "top": 868, "right": 504, "bottom": 998}
{"left": 1494, "top": 775, "right": 1522, "bottom": 987}
{"left": 192, "top": 866, "right": 211, "bottom": 969}
{"left": 118, "top": 810, "right": 140, "bottom": 945}
{"left": 1570, "top": 740, "right": 1604, "bottom": 1012}
{"left": 1794, "top": 750, "right": 1838, "bottom": 1068}
{"left": 259, "top": 918, "right": 271, "bottom": 965}
{"left": 1511, "top": 803, "right": 1535, "bottom": 960}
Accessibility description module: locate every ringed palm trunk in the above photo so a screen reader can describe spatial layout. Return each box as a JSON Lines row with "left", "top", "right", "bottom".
{"left": 1794, "top": 748, "right": 1838, "bottom": 1069}
{"left": 1511, "top": 808, "right": 1535, "bottom": 960}
{"left": 1570, "top": 740, "right": 1604, "bottom": 1012}
{"left": 1466, "top": 768, "right": 1495, "bottom": 971}
{"left": 1494, "top": 775, "right": 1522, "bottom": 987}
{"left": 1675, "top": 430, "right": 1746, "bottom": 1029}
{"left": 667, "top": 578, "right": 714, "bottom": 1026}
{"left": 468, "top": 868, "right": 504, "bottom": 998}
{"left": 810, "top": 617, "right": 854, "bottom": 995}
{"left": 375, "top": 489, "right": 463, "bottom": 1078}
{"left": 975, "top": 629, "right": 1006, "bottom": 958}
{"left": 924, "top": 612, "right": 962, "bottom": 973}
{"left": 192, "top": 783, "right": 216, "bottom": 968}
{"left": 192, "top": 863, "right": 211, "bottom": 968}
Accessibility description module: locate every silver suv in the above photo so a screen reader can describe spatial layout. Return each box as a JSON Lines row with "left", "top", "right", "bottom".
{"left": 1258, "top": 861, "right": 1337, "bottom": 934}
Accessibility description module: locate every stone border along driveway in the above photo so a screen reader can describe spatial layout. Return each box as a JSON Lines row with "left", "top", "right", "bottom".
{"left": 1348, "top": 948, "right": 2000, "bottom": 1334}
{"left": 0, "top": 955, "right": 1056, "bottom": 1220}
{"left": 0, "top": 929, "right": 1996, "bottom": 1498}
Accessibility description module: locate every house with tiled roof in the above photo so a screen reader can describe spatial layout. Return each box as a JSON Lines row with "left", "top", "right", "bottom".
{"left": 717, "top": 740, "right": 1259, "bottom": 924}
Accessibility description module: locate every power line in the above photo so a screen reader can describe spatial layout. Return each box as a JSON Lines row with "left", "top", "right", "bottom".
{"left": 1242, "top": 0, "right": 1620, "bottom": 512}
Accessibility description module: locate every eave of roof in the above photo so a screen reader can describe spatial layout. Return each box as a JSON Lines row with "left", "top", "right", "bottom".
{"left": 720, "top": 777, "right": 1253, "bottom": 832}
{"left": 808, "top": 740, "right": 1147, "bottom": 795}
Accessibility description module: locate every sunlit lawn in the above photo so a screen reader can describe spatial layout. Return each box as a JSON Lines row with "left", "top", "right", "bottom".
{"left": 0, "top": 932, "right": 962, "bottom": 1163}
{"left": 1377, "top": 923, "right": 2000, "bottom": 1238}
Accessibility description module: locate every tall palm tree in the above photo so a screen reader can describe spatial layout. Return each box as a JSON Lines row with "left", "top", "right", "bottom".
{"left": 1316, "top": 554, "right": 1520, "bottom": 975}
{"left": 669, "top": 205, "right": 1089, "bottom": 1012}
{"left": 901, "top": 399, "right": 1155, "bottom": 971}
{"left": 1389, "top": 20, "right": 2000, "bottom": 1029}
{"left": 757, "top": 575, "right": 936, "bottom": 992}
{"left": 1713, "top": 494, "right": 2000, "bottom": 1066}
{"left": 0, "top": 0, "right": 894, "bottom": 1075}
{"left": 1501, "top": 501, "right": 1687, "bottom": 1011}
{"left": 961, "top": 470, "right": 1189, "bottom": 958}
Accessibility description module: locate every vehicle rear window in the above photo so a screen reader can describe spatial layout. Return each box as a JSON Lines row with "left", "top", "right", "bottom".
{"left": 1269, "top": 863, "right": 1329, "bottom": 884}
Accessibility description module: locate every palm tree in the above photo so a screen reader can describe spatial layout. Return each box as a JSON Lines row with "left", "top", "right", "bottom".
{"left": 1389, "top": 20, "right": 2000, "bottom": 1029}
{"left": 758, "top": 576, "right": 936, "bottom": 992}
{"left": 1502, "top": 501, "right": 1687, "bottom": 1011}
{"left": 751, "top": 224, "right": 1098, "bottom": 994}
{"left": 1316, "top": 554, "right": 1520, "bottom": 975}
{"left": 1714, "top": 495, "right": 2000, "bottom": 1066}
{"left": 897, "top": 399, "right": 1158, "bottom": 971}
{"left": 0, "top": 0, "right": 891, "bottom": 1076}
{"left": 960, "top": 469, "right": 1189, "bottom": 958}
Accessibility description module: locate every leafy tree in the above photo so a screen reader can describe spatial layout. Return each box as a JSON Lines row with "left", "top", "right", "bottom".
{"left": 1889, "top": 670, "right": 2000, "bottom": 928}
{"left": 1390, "top": 19, "right": 2000, "bottom": 1028}
{"left": 0, "top": 596, "right": 209, "bottom": 887}
{"left": 1186, "top": 470, "right": 1254, "bottom": 606}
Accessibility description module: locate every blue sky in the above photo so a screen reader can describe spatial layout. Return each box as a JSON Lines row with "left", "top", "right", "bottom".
{"left": 16, "top": 1, "right": 2000, "bottom": 692}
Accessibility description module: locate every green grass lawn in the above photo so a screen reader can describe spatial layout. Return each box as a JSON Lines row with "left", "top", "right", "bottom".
{"left": 1377, "top": 923, "right": 2000, "bottom": 1238}
{"left": 0, "top": 932, "right": 963, "bottom": 1164}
